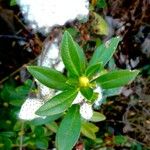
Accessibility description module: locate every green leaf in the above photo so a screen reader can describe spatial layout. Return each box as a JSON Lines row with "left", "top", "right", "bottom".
{"left": 66, "top": 28, "right": 78, "bottom": 38}
{"left": 81, "top": 122, "right": 99, "bottom": 140}
{"left": 97, "top": 0, "right": 107, "bottom": 8}
{"left": 103, "top": 87, "right": 122, "bottom": 97}
{"left": 85, "top": 62, "right": 102, "bottom": 78}
{"left": 80, "top": 87, "right": 93, "bottom": 100}
{"left": 10, "top": 0, "right": 17, "bottom": 6}
{"left": 46, "top": 122, "right": 58, "bottom": 133}
{"left": 66, "top": 77, "right": 79, "bottom": 88}
{"left": 27, "top": 66, "right": 68, "bottom": 90}
{"left": 30, "top": 113, "right": 62, "bottom": 126}
{"left": 56, "top": 105, "right": 81, "bottom": 150}
{"left": 96, "top": 70, "right": 139, "bottom": 89}
{"left": 89, "top": 37, "right": 121, "bottom": 67}
{"left": 36, "top": 89, "right": 78, "bottom": 116}
{"left": 108, "top": 57, "right": 116, "bottom": 70}
{"left": 0, "top": 132, "right": 15, "bottom": 138}
{"left": 13, "top": 121, "right": 23, "bottom": 131}
{"left": 35, "top": 138, "right": 48, "bottom": 149}
{"left": 90, "top": 111, "right": 106, "bottom": 122}
{"left": 114, "top": 135, "right": 127, "bottom": 145}
{"left": 0, "top": 137, "right": 12, "bottom": 150}
{"left": 91, "top": 13, "right": 109, "bottom": 35}
{"left": 34, "top": 126, "right": 45, "bottom": 138}
{"left": 1, "top": 79, "right": 32, "bottom": 106}
{"left": 61, "top": 31, "right": 86, "bottom": 76}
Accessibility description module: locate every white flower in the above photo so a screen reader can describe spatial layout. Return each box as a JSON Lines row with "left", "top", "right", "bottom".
{"left": 72, "top": 92, "right": 84, "bottom": 104}
{"left": 18, "top": 98, "right": 45, "bottom": 120}
{"left": 18, "top": 0, "right": 89, "bottom": 32}
{"left": 55, "top": 61, "right": 65, "bottom": 72}
{"left": 37, "top": 37, "right": 64, "bottom": 99}
{"left": 38, "top": 40, "right": 60, "bottom": 67}
{"left": 38, "top": 83, "right": 55, "bottom": 100}
{"left": 94, "top": 86, "right": 103, "bottom": 106}
{"left": 80, "top": 103, "right": 93, "bottom": 120}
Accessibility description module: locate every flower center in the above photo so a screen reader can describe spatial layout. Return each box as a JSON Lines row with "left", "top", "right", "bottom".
{"left": 79, "top": 76, "right": 90, "bottom": 87}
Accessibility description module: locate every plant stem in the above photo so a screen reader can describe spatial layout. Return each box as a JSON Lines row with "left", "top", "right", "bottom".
{"left": 19, "top": 121, "right": 24, "bottom": 150}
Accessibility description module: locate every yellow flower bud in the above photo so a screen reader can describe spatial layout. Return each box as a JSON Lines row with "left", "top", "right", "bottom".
{"left": 79, "top": 76, "right": 90, "bottom": 87}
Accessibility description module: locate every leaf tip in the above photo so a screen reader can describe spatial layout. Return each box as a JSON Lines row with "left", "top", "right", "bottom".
{"left": 131, "top": 69, "right": 140, "bottom": 77}
{"left": 26, "top": 65, "right": 34, "bottom": 72}
{"left": 35, "top": 109, "right": 44, "bottom": 116}
{"left": 116, "top": 36, "right": 122, "bottom": 41}
{"left": 63, "top": 30, "right": 71, "bottom": 37}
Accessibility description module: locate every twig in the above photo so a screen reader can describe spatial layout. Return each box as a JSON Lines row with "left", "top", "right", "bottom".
{"left": 0, "top": 58, "right": 37, "bottom": 84}
{"left": 0, "top": 35, "right": 27, "bottom": 41}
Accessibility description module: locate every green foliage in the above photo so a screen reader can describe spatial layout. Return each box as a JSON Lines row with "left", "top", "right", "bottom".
{"left": 66, "top": 27, "right": 78, "bottom": 38}
{"left": 103, "top": 87, "right": 123, "bottom": 97}
{"left": 0, "top": 80, "right": 52, "bottom": 149}
{"left": 81, "top": 121, "right": 99, "bottom": 140}
{"left": 26, "top": 31, "right": 139, "bottom": 149}
{"left": 114, "top": 135, "right": 128, "bottom": 145}
{"left": 96, "top": 0, "right": 107, "bottom": 8}
{"left": 95, "top": 70, "right": 139, "bottom": 89}
{"left": 10, "top": 0, "right": 17, "bottom": 6}
{"left": 89, "top": 37, "right": 121, "bottom": 67}
{"left": 0, "top": 137, "right": 12, "bottom": 150}
{"left": 91, "top": 12, "right": 109, "bottom": 35}
{"left": 36, "top": 89, "right": 78, "bottom": 116}
{"left": 27, "top": 66, "right": 68, "bottom": 90}
{"left": 56, "top": 105, "right": 81, "bottom": 150}
{"left": 90, "top": 111, "right": 106, "bottom": 122}
{"left": 80, "top": 87, "right": 93, "bottom": 100}
{"left": 0, "top": 79, "right": 32, "bottom": 106}
{"left": 60, "top": 31, "right": 86, "bottom": 76}
{"left": 30, "top": 113, "right": 62, "bottom": 126}
{"left": 85, "top": 62, "right": 102, "bottom": 78}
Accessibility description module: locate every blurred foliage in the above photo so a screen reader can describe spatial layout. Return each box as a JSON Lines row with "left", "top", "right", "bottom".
{"left": 91, "top": 0, "right": 107, "bottom": 8}
{"left": 0, "top": 79, "right": 52, "bottom": 149}
{"left": 10, "top": 0, "right": 16, "bottom": 6}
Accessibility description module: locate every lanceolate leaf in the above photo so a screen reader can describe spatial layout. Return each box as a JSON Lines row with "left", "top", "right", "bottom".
{"left": 27, "top": 66, "right": 68, "bottom": 90}
{"left": 30, "top": 113, "right": 62, "bottom": 126}
{"left": 90, "top": 111, "right": 106, "bottom": 122}
{"left": 61, "top": 31, "right": 86, "bottom": 76}
{"left": 36, "top": 89, "right": 78, "bottom": 116}
{"left": 96, "top": 70, "right": 139, "bottom": 89}
{"left": 85, "top": 62, "right": 102, "bottom": 78}
{"left": 81, "top": 121, "right": 99, "bottom": 140}
{"left": 89, "top": 37, "right": 121, "bottom": 67}
{"left": 75, "top": 43, "right": 87, "bottom": 71}
{"left": 66, "top": 77, "right": 78, "bottom": 88}
{"left": 103, "top": 87, "right": 123, "bottom": 97}
{"left": 56, "top": 105, "right": 81, "bottom": 150}
{"left": 80, "top": 87, "right": 93, "bottom": 100}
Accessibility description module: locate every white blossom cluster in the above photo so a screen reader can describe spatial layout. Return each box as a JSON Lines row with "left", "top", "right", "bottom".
{"left": 72, "top": 86, "right": 103, "bottom": 120}
{"left": 18, "top": 98, "right": 45, "bottom": 120}
{"left": 17, "top": 0, "right": 89, "bottom": 32}
{"left": 19, "top": 37, "right": 63, "bottom": 120}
